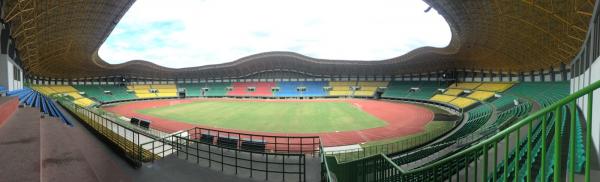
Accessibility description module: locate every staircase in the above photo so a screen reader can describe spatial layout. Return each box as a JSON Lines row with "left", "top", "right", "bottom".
{"left": 0, "top": 107, "right": 130, "bottom": 182}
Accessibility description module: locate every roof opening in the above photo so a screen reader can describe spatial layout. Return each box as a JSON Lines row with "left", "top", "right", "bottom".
{"left": 98, "top": 0, "right": 451, "bottom": 68}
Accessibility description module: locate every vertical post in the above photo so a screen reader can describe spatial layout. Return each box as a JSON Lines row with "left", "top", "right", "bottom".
{"left": 493, "top": 142, "right": 497, "bottom": 182}
{"left": 465, "top": 155, "right": 469, "bottom": 182}
{"left": 504, "top": 135, "right": 509, "bottom": 182}
{"left": 483, "top": 144, "right": 488, "bottom": 182}
{"left": 554, "top": 107, "right": 562, "bottom": 182}
{"left": 569, "top": 101, "right": 576, "bottom": 182}
{"left": 515, "top": 129, "right": 520, "bottom": 181}
{"left": 541, "top": 115, "right": 547, "bottom": 181}
{"left": 585, "top": 94, "right": 592, "bottom": 182}
{"left": 527, "top": 120, "right": 532, "bottom": 182}
{"left": 474, "top": 151, "right": 478, "bottom": 182}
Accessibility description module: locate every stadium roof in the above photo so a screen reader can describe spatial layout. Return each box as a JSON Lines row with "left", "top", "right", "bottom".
{"left": 3, "top": 0, "right": 595, "bottom": 79}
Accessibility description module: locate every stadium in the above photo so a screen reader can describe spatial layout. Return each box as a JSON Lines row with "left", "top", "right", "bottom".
{"left": 0, "top": 0, "right": 599, "bottom": 182}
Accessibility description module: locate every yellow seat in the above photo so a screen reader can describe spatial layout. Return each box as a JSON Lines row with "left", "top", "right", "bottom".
{"left": 152, "top": 84, "right": 177, "bottom": 97}
{"left": 467, "top": 91, "right": 496, "bottom": 101}
{"left": 357, "top": 81, "right": 388, "bottom": 87}
{"left": 449, "top": 97, "right": 478, "bottom": 108}
{"left": 329, "top": 82, "right": 355, "bottom": 96}
{"left": 354, "top": 90, "right": 375, "bottom": 96}
{"left": 74, "top": 98, "right": 95, "bottom": 107}
{"left": 430, "top": 94, "right": 456, "bottom": 103}
{"left": 476, "top": 83, "right": 514, "bottom": 92}
{"left": 449, "top": 82, "right": 481, "bottom": 90}
{"left": 444, "top": 89, "right": 463, "bottom": 96}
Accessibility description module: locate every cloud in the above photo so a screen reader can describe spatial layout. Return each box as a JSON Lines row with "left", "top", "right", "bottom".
{"left": 98, "top": 0, "right": 451, "bottom": 68}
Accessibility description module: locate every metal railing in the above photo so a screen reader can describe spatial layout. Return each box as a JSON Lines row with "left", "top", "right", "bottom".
{"left": 60, "top": 97, "right": 323, "bottom": 181}
{"left": 140, "top": 127, "right": 316, "bottom": 181}
{"left": 325, "top": 98, "right": 461, "bottom": 163}
{"left": 57, "top": 99, "right": 157, "bottom": 166}
{"left": 325, "top": 125, "right": 453, "bottom": 163}
{"left": 323, "top": 79, "right": 600, "bottom": 182}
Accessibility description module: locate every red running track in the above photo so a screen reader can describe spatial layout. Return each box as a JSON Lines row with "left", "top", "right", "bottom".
{"left": 103, "top": 98, "right": 434, "bottom": 147}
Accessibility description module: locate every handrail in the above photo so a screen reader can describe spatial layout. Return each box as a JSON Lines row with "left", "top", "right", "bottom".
{"left": 403, "top": 79, "right": 600, "bottom": 174}
{"left": 320, "top": 144, "right": 336, "bottom": 182}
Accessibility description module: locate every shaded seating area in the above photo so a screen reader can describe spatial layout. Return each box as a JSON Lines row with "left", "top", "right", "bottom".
{"left": 32, "top": 85, "right": 96, "bottom": 107}
{"left": 73, "top": 85, "right": 137, "bottom": 102}
{"left": 354, "top": 81, "right": 388, "bottom": 96}
{"left": 328, "top": 81, "right": 356, "bottom": 96}
{"left": 382, "top": 81, "right": 443, "bottom": 100}
{"left": 227, "top": 82, "right": 275, "bottom": 97}
{"left": 153, "top": 84, "right": 178, "bottom": 97}
{"left": 466, "top": 90, "right": 496, "bottom": 101}
{"left": 128, "top": 85, "right": 157, "bottom": 98}
{"left": 7, "top": 87, "right": 70, "bottom": 125}
{"left": 443, "top": 88, "right": 463, "bottom": 96}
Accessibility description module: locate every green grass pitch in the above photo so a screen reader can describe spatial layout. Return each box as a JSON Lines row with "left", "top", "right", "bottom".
{"left": 137, "top": 101, "right": 387, "bottom": 133}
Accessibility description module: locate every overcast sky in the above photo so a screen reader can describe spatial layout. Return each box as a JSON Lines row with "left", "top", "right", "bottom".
{"left": 98, "top": 0, "right": 451, "bottom": 68}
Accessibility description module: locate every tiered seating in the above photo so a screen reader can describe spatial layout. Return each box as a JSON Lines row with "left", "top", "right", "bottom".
{"left": 490, "top": 95, "right": 518, "bottom": 110}
{"left": 354, "top": 81, "right": 388, "bottom": 96}
{"left": 480, "top": 82, "right": 573, "bottom": 182}
{"left": 105, "top": 85, "right": 137, "bottom": 100}
{"left": 449, "top": 97, "right": 477, "bottom": 108}
{"left": 128, "top": 85, "right": 156, "bottom": 98}
{"left": 7, "top": 88, "right": 70, "bottom": 125}
{"left": 440, "top": 104, "right": 493, "bottom": 143}
{"left": 177, "top": 83, "right": 202, "bottom": 97}
{"left": 275, "top": 81, "right": 303, "bottom": 97}
{"left": 328, "top": 81, "right": 355, "bottom": 96}
{"left": 227, "top": 82, "right": 275, "bottom": 97}
{"left": 467, "top": 91, "right": 496, "bottom": 101}
{"left": 430, "top": 94, "right": 456, "bottom": 103}
{"left": 73, "top": 85, "right": 136, "bottom": 102}
{"left": 302, "top": 81, "right": 328, "bottom": 96}
{"left": 275, "top": 81, "right": 329, "bottom": 97}
{"left": 487, "top": 102, "right": 531, "bottom": 130}
{"left": 449, "top": 82, "right": 481, "bottom": 90}
{"left": 152, "top": 84, "right": 177, "bottom": 97}
{"left": 382, "top": 81, "right": 442, "bottom": 100}
{"left": 73, "top": 85, "right": 112, "bottom": 101}
{"left": 203, "top": 83, "right": 231, "bottom": 96}
{"left": 443, "top": 88, "right": 463, "bottom": 96}
{"left": 476, "top": 83, "right": 514, "bottom": 92}
{"left": 393, "top": 143, "right": 454, "bottom": 165}
{"left": 32, "top": 85, "right": 95, "bottom": 107}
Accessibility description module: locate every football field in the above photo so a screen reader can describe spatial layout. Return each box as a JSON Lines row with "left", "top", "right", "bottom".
{"left": 137, "top": 101, "right": 388, "bottom": 133}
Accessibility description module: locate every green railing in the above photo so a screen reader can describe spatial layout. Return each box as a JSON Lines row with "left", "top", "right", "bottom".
{"left": 323, "top": 79, "right": 599, "bottom": 181}
{"left": 325, "top": 125, "right": 453, "bottom": 163}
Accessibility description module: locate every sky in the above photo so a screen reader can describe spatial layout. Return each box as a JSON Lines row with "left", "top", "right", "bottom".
{"left": 98, "top": 0, "right": 451, "bottom": 68}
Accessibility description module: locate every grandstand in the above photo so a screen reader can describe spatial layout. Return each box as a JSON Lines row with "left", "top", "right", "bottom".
{"left": 202, "top": 83, "right": 231, "bottom": 97}
{"left": 228, "top": 82, "right": 275, "bottom": 97}
{"left": 1, "top": 0, "right": 600, "bottom": 182}
{"left": 152, "top": 84, "right": 178, "bottom": 97}
{"left": 354, "top": 81, "right": 388, "bottom": 97}
{"left": 128, "top": 85, "right": 157, "bottom": 98}
{"left": 328, "top": 81, "right": 356, "bottom": 96}
{"left": 382, "top": 81, "right": 443, "bottom": 100}
{"left": 467, "top": 90, "right": 496, "bottom": 101}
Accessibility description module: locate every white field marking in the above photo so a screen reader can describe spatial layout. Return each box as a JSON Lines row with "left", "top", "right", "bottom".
{"left": 352, "top": 102, "right": 363, "bottom": 110}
